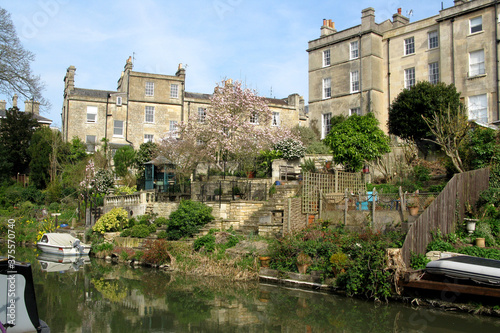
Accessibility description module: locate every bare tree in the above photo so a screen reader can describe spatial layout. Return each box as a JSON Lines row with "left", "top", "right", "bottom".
{"left": 422, "top": 106, "right": 470, "bottom": 173}
{"left": 0, "top": 7, "right": 48, "bottom": 109}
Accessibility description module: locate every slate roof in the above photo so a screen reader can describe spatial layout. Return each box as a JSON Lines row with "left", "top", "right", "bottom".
{"left": 185, "top": 91, "right": 212, "bottom": 100}
{"left": 0, "top": 109, "right": 52, "bottom": 125}
{"left": 185, "top": 91, "right": 289, "bottom": 106}
{"left": 71, "top": 88, "right": 115, "bottom": 99}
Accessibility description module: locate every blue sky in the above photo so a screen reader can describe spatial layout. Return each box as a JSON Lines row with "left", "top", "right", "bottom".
{"left": 0, "top": 0, "right": 454, "bottom": 128}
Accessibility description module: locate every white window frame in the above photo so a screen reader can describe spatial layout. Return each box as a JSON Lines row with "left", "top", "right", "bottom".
{"left": 272, "top": 112, "right": 280, "bottom": 126}
{"left": 404, "top": 68, "right": 415, "bottom": 88}
{"left": 428, "top": 62, "right": 439, "bottom": 84}
{"left": 144, "top": 134, "right": 154, "bottom": 143}
{"left": 350, "top": 41, "right": 359, "bottom": 60}
{"left": 249, "top": 112, "right": 259, "bottom": 124}
{"left": 169, "top": 120, "right": 178, "bottom": 137}
{"left": 323, "top": 49, "right": 331, "bottom": 67}
{"left": 349, "top": 107, "right": 361, "bottom": 116}
{"left": 350, "top": 71, "right": 360, "bottom": 93}
{"left": 470, "top": 16, "right": 482, "bottom": 34}
{"left": 145, "top": 106, "right": 155, "bottom": 123}
{"left": 86, "top": 106, "right": 97, "bottom": 123}
{"left": 171, "top": 84, "right": 179, "bottom": 98}
{"left": 468, "top": 94, "right": 488, "bottom": 123}
{"left": 198, "top": 107, "right": 206, "bottom": 123}
{"left": 85, "top": 135, "right": 96, "bottom": 153}
{"left": 145, "top": 82, "right": 154, "bottom": 96}
{"left": 322, "top": 113, "right": 332, "bottom": 139}
{"left": 469, "top": 49, "right": 485, "bottom": 77}
{"left": 428, "top": 31, "right": 439, "bottom": 49}
{"left": 116, "top": 96, "right": 122, "bottom": 106}
{"left": 322, "top": 78, "right": 331, "bottom": 99}
{"left": 404, "top": 37, "right": 415, "bottom": 55}
{"left": 113, "top": 120, "right": 124, "bottom": 137}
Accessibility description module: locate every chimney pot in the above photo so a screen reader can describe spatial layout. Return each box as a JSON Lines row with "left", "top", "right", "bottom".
{"left": 398, "top": 8, "right": 401, "bottom": 14}
{"left": 12, "top": 94, "right": 18, "bottom": 108}
{"left": 323, "top": 19, "right": 327, "bottom": 26}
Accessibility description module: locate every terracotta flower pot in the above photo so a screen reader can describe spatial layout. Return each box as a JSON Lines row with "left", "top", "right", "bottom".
{"left": 297, "top": 263, "right": 309, "bottom": 274}
{"left": 259, "top": 256, "right": 271, "bottom": 268}
{"left": 409, "top": 206, "right": 419, "bottom": 216}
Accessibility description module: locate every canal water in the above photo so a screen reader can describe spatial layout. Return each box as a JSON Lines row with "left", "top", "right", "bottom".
{"left": 4, "top": 247, "right": 500, "bottom": 332}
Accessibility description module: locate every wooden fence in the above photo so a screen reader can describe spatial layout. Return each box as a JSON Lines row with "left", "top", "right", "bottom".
{"left": 302, "top": 171, "right": 366, "bottom": 214}
{"left": 401, "top": 168, "right": 490, "bottom": 265}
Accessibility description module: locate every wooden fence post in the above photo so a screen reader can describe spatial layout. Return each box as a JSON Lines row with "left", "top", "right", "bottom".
{"left": 344, "top": 188, "right": 348, "bottom": 226}
{"left": 288, "top": 198, "right": 291, "bottom": 234}
{"left": 371, "top": 187, "right": 376, "bottom": 228}
{"left": 319, "top": 190, "right": 323, "bottom": 220}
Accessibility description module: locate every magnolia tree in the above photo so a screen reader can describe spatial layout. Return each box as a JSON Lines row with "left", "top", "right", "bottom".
{"left": 162, "top": 80, "right": 297, "bottom": 174}
{"left": 79, "top": 160, "right": 114, "bottom": 196}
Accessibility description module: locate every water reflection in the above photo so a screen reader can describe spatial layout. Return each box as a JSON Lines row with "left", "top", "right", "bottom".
{"left": 37, "top": 253, "right": 90, "bottom": 273}
{"left": 4, "top": 247, "right": 500, "bottom": 332}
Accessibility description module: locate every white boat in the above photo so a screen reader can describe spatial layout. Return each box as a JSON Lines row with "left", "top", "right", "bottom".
{"left": 37, "top": 233, "right": 91, "bottom": 256}
{"left": 426, "top": 255, "right": 500, "bottom": 286}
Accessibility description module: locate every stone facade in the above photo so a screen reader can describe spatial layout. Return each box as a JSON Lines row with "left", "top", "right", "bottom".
{"left": 308, "top": 0, "right": 500, "bottom": 136}
{"left": 62, "top": 58, "right": 307, "bottom": 152}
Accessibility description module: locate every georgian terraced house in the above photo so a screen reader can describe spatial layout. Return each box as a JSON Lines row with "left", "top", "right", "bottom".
{"left": 307, "top": 0, "right": 500, "bottom": 138}
{"left": 62, "top": 57, "right": 307, "bottom": 153}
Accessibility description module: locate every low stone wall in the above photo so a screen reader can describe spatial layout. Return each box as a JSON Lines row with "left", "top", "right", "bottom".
{"left": 148, "top": 202, "right": 179, "bottom": 218}
{"left": 320, "top": 210, "right": 406, "bottom": 232}
{"left": 104, "top": 192, "right": 151, "bottom": 217}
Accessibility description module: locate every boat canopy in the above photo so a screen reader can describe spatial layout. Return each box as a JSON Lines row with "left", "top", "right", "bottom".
{"left": 40, "top": 233, "right": 80, "bottom": 246}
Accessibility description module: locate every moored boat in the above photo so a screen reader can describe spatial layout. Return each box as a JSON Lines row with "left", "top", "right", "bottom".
{"left": 37, "top": 233, "right": 91, "bottom": 256}
{"left": 426, "top": 255, "right": 500, "bottom": 286}
{"left": 0, "top": 258, "right": 50, "bottom": 332}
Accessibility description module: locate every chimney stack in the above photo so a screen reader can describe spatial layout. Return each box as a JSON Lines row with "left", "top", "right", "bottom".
{"left": 361, "top": 8, "right": 376, "bottom": 30}
{"left": 12, "top": 94, "right": 18, "bottom": 108}
{"left": 321, "top": 18, "right": 337, "bottom": 36}
{"left": 25, "top": 100, "right": 40, "bottom": 115}
{"left": 64, "top": 66, "right": 76, "bottom": 95}
{"left": 392, "top": 8, "right": 410, "bottom": 28}
{"left": 0, "top": 100, "right": 6, "bottom": 111}
{"left": 176, "top": 63, "right": 186, "bottom": 78}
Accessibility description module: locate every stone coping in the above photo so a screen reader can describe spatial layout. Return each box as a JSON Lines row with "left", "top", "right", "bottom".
{"left": 259, "top": 268, "right": 335, "bottom": 291}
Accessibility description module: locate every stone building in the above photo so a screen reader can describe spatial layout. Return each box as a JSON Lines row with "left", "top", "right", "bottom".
{"left": 62, "top": 57, "right": 306, "bottom": 153}
{"left": 0, "top": 94, "right": 52, "bottom": 127}
{"left": 307, "top": 0, "right": 499, "bottom": 138}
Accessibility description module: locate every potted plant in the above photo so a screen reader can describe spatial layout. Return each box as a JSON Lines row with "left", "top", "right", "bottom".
{"left": 296, "top": 252, "right": 312, "bottom": 274}
{"left": 232, "top": 186, "right": 241, "bottom": 199}
{"left": 214, "top": 188, "right": 223, "bottom": 200}
{"left": 259, "top": 255, "right": 271, "bottom": 268}
{"left": 463, "top": 202, "right": 478, "bottom": 234}
{"left": 329, "top": 252, "right": 349, "bottom": 276}
{"left": 407, "top": 202, "right": 419, "bottom": 216}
